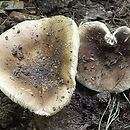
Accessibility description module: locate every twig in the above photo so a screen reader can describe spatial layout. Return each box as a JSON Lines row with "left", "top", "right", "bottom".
{"left": 123, "top": 92, "right": 130, "bottom": 105}
{"left": 98, "top": 97, "right": 111, "bottom": 130}
{"left": 98, "top": 96, "right": 120, "bottom": 130}
{"left": 106, "top": 99, "right": 120, "bottom": 130}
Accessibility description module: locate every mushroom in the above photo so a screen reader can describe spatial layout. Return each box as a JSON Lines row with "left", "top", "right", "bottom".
{"left": 77, "top": 21, "right": 130, "bottom": 93}
{"left": 0, "top": 16, "right": 80, "bottom": 116}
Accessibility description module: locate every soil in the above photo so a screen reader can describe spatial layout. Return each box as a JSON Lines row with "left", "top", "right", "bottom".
{"left": 0, "top": 0, "right": 130, "bottom": 130}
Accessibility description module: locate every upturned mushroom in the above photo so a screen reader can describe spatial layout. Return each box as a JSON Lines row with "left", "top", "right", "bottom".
{"left": 77, "top": 21, "right": 130, "bottom": 93}
{"left": 0, "top": 16, "right": 80, "bottom": 116}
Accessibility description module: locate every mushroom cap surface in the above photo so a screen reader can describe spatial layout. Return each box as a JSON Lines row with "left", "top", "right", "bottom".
{"left": 77, "top": 21, "right": 130, "bottom": 93}
{"left": 0, "top": 16, "right": 80, "bottom": 116}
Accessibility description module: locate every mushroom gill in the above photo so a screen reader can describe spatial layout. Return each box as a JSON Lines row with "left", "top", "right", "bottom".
{"left": 77, "top": 21, "right": 130, "bottom": 93}
{"left": 0, "top": 16, "right": 80, "bottom": 116}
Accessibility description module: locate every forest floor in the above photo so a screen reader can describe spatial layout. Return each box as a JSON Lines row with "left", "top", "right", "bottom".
{"left": 0, "top": 0, "right": 130, "bottom": 130}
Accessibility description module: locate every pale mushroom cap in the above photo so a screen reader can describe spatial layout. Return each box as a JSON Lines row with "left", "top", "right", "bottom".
{"left": 0, "top": 16, "right": 80, "bottom": 116}
{"left": 77, "top": 21, "right": 130, "bottom": 93}
{"left": 79, "top": 21, "right": 117, "bottom": 46}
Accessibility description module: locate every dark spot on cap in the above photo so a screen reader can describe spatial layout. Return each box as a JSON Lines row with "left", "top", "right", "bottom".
{"left": 67, "top": 80, "right": 69, "bottom": 83}
{"left": 12, "top": 67, "right": 21, "bottom": 78}
{"left": 17, "top": 30, "right": 20, "bottom": 34}
{"left": 53, "top": 107, "right": 56, "bottom": 111}
{"left": 11, "top": 45, "right": 24, "bottom": 60}
{"left": 61, "top": 96, "right": 65, "bottom": 99}
{"left": 5, "top": 36, "right": 8, "bottom": 40}
{"left": 59, "top": 78, "right": 64, "bottom": 84}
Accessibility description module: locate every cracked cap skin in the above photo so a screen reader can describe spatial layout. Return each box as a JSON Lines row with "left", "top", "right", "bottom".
{"left": 0, "top": 16, "right": 80, "bottom": 116}
{"left": 77, "top": 21, "right": 130, "bottom": 93}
